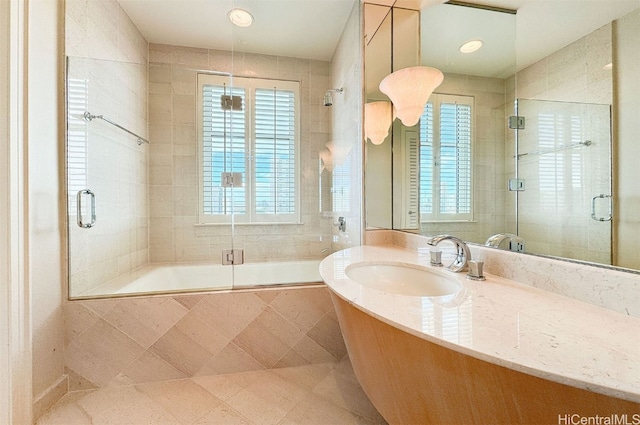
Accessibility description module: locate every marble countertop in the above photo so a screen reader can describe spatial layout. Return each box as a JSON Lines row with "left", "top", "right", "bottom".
{"left": 320, "top": 245, "right": 640, "bottom": 403}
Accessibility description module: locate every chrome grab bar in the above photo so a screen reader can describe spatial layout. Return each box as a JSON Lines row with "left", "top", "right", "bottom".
{"left": 590, "top": 194, "right": 612, "bottom": 222}
{"left": 77, "top": 189, "right": 96, "bottom": 228}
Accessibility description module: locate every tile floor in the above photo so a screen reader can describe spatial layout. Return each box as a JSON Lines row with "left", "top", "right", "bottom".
{"left": 36, "top": 358, "right": 388, "bottom": 425}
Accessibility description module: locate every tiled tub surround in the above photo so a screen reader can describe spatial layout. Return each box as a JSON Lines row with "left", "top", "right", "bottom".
{"left": 64, "top": 285, "right": 347, "bottom": 391}
{"left": 366, "top": 230, "right": 640, "bottom": 318}
{"left": 321, "top": 245, "right": 640, "bottom": 422}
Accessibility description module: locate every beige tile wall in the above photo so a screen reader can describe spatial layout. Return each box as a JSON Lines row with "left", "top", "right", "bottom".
{"left": 330, "top": 2, "right": 364, "bottom": 251}
{"left": 64, "top": 286, "right": 347, "bottom": 390}
{"left": 147, "top": 44, "right": 334, "bottom": 264}
{"left": 515, "top": 24, "right": 613, "bottom": 104}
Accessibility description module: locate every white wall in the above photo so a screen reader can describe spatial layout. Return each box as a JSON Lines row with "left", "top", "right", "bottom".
{"left": 28, "top": 0, "right": 67, "bottom": 419}
{"left": 0, "top": 1, "right": 32, "bottom": 423}
{"left": 0, "top": 0, "right": 11, "bottom": 419}
{"left": 0, "top": 0, "right": 57, "bottom": 423}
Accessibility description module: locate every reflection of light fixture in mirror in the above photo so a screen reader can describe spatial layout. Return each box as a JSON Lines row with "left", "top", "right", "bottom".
{"left": 364, "top": 101, "right": 393, "bottom": 145}
{"left": 323, "top": 88, "right": 344, "bottom": 106}
{"left": 319, "top": 148, "right": 333, "bottom": 172}
{"left": 228, "top": 8, "right": 254, "bottom": 27}
{"left": 379, "top": 66, "right": 444, "bottom": 127}
{"left": 325, "top": 140, "right": 351, "bottom": 169}
{"left": 459, "top": 39, "right": 483, "bottom": 53}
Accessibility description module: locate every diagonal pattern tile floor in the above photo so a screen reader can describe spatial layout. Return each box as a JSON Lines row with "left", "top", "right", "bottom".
{"left": 36, "top": 358, "right": 389, "bottom": 425}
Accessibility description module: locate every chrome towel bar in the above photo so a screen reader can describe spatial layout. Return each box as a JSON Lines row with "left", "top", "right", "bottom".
{"left": 83, "top": 111, "right": 149, "bottom": 145}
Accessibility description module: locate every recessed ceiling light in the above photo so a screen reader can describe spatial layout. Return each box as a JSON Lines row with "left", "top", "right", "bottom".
{"left": 228, "top": 8, "right": 253, "bottom": 27}
{"left": 603, "top": 62, "right": 613, "bottom": 70}
{"left": 459, "top": 39, "right": 483, "bottom": 54}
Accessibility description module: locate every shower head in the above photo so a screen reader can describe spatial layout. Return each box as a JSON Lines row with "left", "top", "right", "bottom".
{"left": 323, "top": 88, "right": 344, "bottom": 106}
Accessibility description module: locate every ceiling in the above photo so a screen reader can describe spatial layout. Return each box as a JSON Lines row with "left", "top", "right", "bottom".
{"left": 118, "top": 0, "right": 640, "bottom": 68}
{"left": 118, "top": 0, "right": 357, "bottom": 61}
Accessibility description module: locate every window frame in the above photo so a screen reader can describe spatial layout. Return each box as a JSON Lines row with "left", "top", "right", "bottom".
{"left": 196, "top": 74, "right": 301, "bottom": 225}
{"left": 419, "top": 93, "right": 474, "bottom": 223}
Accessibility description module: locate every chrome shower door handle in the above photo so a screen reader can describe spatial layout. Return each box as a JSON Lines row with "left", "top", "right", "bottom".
{"left": 590, "top": 194, "right": 612, "bottom": 222}
{"left": 77, "top": 189, "right": 96, "bottom": 228}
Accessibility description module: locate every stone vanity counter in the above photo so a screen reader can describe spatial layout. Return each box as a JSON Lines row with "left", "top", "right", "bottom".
{"left": 320, "top": 245, "right": 640, "bottom": 404}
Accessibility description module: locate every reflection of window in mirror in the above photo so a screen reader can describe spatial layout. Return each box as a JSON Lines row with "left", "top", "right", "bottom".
{"left": 419, "top": 94, "right": 473, "bottom": 222}
{"left": 332, "top": 156, "right": 351, "bottom": 213}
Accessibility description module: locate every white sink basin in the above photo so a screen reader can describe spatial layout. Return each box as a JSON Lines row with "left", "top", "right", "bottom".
{"left": 345, "top": 262, "right": 461, "bottom": 296}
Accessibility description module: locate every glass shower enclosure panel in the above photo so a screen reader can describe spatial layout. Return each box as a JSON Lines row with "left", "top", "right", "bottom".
{"left": 66, "top": 56, "right": 153, "bottom": 298}
{"left": 66, "top": 56, "right": 237, "bottom": 298}
{"left": 515, "top": 99, "right": 612, "bottom": 264}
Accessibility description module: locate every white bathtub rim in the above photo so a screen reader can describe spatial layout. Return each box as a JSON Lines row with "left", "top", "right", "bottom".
{"left": 72, "top": 260, "right": 323, "bottom": 299}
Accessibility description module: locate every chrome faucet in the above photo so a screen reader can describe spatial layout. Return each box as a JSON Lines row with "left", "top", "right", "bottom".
{"left": 426, "top": 235, "right": 471, "bottom": 273}
{"left": 427, "top": 234, "right": 485, "bottom": 280}
{"left": 485, "top": 233, "right": 525, "bottom": 252}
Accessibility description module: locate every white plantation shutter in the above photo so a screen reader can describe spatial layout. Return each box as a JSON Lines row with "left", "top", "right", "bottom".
{"left": 419, "top": 103, "right": 434, "bottom": 216}
{"left": 420, "top": 94, "right": 473, "bottom": 221}
{"left": 439, "top": 101, "right": 472, "bottom": 215}
{"left": 202, "top": 83, "right": 247, "bottom": 217}
{"left": 254, "top": 88, "right": 296, "bottom": 217}
{"left": 198, "top": 74, "right": 299, "bottom": 224}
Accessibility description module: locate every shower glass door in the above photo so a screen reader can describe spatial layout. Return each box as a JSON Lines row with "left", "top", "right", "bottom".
{"left": 66, "top": 56, "right": 154, "bottom": 298}
{"left": 515, "top": 99, "right": 612, "bottom": 264}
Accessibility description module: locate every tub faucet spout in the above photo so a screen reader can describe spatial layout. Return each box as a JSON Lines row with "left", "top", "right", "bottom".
{"left": 426, "top": 234, "right": 471, "bottom": 273}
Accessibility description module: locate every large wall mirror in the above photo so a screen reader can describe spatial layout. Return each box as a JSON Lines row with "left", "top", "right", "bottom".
{"left": 364, "top": 0, "right": 640, "bottom": 273}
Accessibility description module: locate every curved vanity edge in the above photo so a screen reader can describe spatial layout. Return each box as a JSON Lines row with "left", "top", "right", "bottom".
{"left": 319, "top": 245, "right": 640, "bottom": 405}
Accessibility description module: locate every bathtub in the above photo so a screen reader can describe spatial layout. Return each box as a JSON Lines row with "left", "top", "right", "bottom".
{"left": 78, "top": 260, "right": 323, "bottom": 298}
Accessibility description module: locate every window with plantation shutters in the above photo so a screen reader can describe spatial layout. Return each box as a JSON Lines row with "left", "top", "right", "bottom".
{"left": 254, "top": 88, "right": 296, "bottom": 216}
{"left": 197, "top": 74, "right": 300, "bottom": 224}
{"left": 419, "top": 94, "right": 473, "bottom": 222}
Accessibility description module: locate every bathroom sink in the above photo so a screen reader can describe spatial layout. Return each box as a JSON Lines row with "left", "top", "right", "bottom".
{"left": 345, "top": 262, "right": 461, "bottom": 296}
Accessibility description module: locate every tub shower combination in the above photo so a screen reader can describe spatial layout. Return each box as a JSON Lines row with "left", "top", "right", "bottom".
{"left": 66, "top": 56, "right": 331, "bottom": 299}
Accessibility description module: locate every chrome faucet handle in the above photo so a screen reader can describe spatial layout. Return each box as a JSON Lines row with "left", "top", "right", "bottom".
{"left": 467, "top": 260, "right": 485, "bottom": 281}
{"left": 429, "top": 250, "right": 443, "bottom": 267}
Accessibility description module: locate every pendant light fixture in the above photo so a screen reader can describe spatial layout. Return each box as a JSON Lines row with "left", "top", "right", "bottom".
{"left": 379, "top": 66, "right": 444, "bottom": 127}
